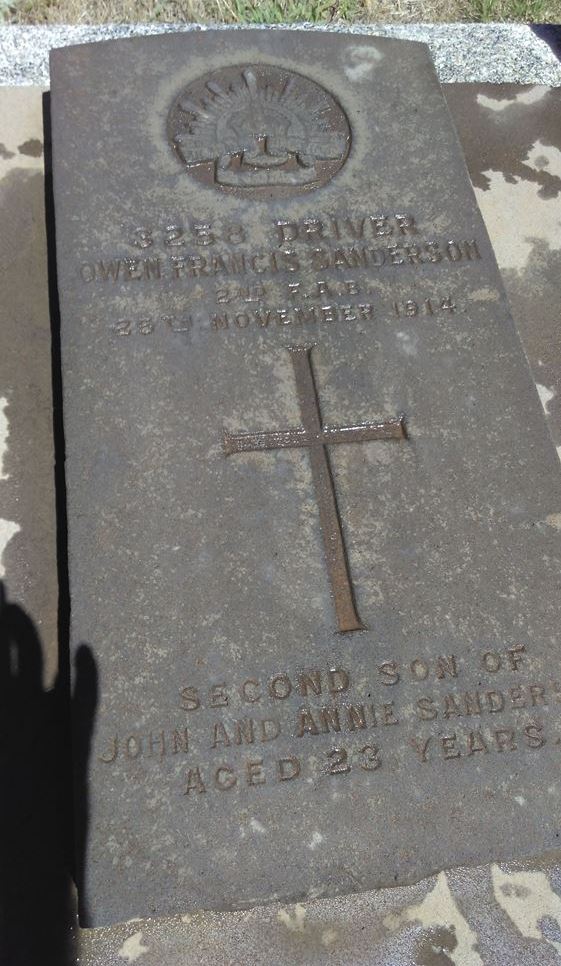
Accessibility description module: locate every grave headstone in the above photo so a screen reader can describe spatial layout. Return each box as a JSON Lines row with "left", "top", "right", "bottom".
{"left": 50, "top": 32, "right": 561, "bottom": 926}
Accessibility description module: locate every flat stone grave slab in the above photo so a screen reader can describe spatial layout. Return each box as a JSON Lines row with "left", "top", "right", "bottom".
{"left": 50, "top": 31, "right": 561, "bottom": 927}
{"left": 3, "top": 79, "right": 561, "bottom": 966}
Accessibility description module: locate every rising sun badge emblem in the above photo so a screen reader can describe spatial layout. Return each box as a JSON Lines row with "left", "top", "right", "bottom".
{"left": 167, "top": 64, "right": 351, "bottom": 197}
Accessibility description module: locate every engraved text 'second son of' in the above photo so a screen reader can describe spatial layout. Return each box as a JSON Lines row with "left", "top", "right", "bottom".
{"left": 50, "top": 31, "right": 561, "bottom": 926}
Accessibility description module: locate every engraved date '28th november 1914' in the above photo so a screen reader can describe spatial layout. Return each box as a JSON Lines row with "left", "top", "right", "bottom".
{"left": 75, "top": 211, "right": 484, "bottom": 337}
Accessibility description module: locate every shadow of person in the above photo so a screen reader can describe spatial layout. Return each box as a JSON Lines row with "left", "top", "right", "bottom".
{"left": 0, "top": 583, "right": 97, "bottom": 965}
{"left": 532, "top": 25, "right": 561, "bottom": 64}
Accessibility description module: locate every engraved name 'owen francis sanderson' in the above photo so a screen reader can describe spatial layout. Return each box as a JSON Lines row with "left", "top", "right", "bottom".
{"left": 224, "top": 346, "right": 408, "bottom": 633}
{"left": 167, "top": 65, "right": 351, "bottom": 195}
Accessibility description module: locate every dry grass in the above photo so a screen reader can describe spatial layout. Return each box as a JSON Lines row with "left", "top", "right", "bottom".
{"left": 365, "top": 0, "right": 475, "bottom": 16}
{"left": 4, "top": 0, "right": 561, "bottom": 25}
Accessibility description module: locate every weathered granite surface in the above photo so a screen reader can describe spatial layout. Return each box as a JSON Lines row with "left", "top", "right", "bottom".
{"left": 50, "top": 30, "right": 561, "bottom": 927}
{"left": 2, "top": 75, "right": 561, "bottom": 962}
{"left": 1, "top": 23, "right": 561, "bottom": 87}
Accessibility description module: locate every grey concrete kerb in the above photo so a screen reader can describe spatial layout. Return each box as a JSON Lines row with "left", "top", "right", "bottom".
{"left": 0, "top": 22, "right": 561, "bottom": 86}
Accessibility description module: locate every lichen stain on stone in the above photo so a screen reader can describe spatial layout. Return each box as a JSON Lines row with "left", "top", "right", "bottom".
{"left": 117, "top": 929, "right": 149, "bottom": 962}
{"left": 396, "top": 331, "right": 419, "bottom": 357}
{"left": 491, "top": 864, "right": 561, "bottom": 956}
{"left": 384, "top": 872, "right": 482, "bottom": 966}
{"left": 308, "top": 830, "right": 323, "bottom": 849}
{"left": 459, "top": 85, "right": 561, "bottom": 222}
{"left": 0, "top": 396, "right": 21, "bottom": 579}
{"left": 545, "top": 513, "right": 561, "bottom": 530}
{"left": 0, "top": 142, "right": 15, "bottom": 160}
{"left": 249, "top": 816, "right": 266, "bottom": 834}
{"left": 477, "top": 86, "right": 547, "bottom": 113}
{"left": 277, "top": 902, "right": 307, "bottom": 932}
{"left": 0, "top": 396, "right": 10, "bottom": 481}
{"left": 475, "top": 139, "right": 561, "bottom": 272}
{"left": 536, "top": 383, "right": 556, "bottom": 414}
{"left": 469, "top": 287, "right": 499, "bottom": 302}
{"left": 343, "top": 44, "right": 384, "bottom": 82}
{"left": 17, "top": 137, "right": 43, "bottom": 158}
{"left": 321, "top": 927, "right": 338, "bottom": 947}
{"left": 0, "top": 518, "right": 20, "bottom": 579}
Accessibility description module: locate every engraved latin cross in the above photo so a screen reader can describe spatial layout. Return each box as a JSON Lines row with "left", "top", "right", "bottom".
{"left": 224, "top": 345, "right": 407, "bottom": 632}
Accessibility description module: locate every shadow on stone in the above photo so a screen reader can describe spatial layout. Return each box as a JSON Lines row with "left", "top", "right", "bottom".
{"left": 532, "top": 26, "right": 561, "bottom": 63}
{"left": 0, "top": 585, "right": 98, "bottom": 964}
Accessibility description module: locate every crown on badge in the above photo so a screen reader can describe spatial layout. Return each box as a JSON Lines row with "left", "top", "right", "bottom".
{"left": 172, "top": 67, "right": 349, "bottom": 188}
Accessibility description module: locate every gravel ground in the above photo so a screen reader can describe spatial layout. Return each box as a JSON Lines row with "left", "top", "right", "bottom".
{"left": 0, "top": 22, "right": 560, "bottom": 86}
